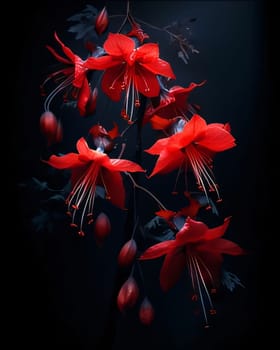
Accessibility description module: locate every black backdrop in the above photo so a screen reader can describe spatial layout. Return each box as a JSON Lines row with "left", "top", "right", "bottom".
{"left": 14, "top": 1, "right": 271, "bottom": 349}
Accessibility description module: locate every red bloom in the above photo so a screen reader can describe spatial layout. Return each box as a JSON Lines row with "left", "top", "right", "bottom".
{"left": 44, "top": 137, "right": 145, "bottom": 235}
{"left": 89, "top": 122, "right": 119, "bottom": 153}
{"left": 85, "top": 33, "right": 176, "bottom": 122}
{"left": 145, "top": 114, "right": 236, "bottom": 201}
{"left": 126, "top": 17, "right": 149, "bottom": 43}
{"left": 41, "top": 32, "right": 96, "bottom": 117}
{"left": 143, "top": 81, "right": 206, "bottom": 125}
{"left": 140, "top": 216, "right": 245, "bottom": 326}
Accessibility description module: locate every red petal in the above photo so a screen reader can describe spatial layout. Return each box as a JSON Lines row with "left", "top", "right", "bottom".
{"left": 107, "top": 122, "right": 119, "bottom": 139}
{"left": 72, "top": 57, "right": 87, "bottom": 88}
{"left": 197, "top": 124, "right": 236, "bottom": 152}
{"left": 95, "top": 7, "right": 109, "bottom": 35}
{"left": 106, "top": 159, "right": 145, "bottom": 172}
{"left": 46, "top": 45, "right": 72, "bottom": 65}
{"left": 85, "top": 55, "right": 120, "bottom": 70}
{"left": 160, "top": 248, "right": 186, "bottom": 291}
{"left": 178, "top": 202, "right": 200, "bottom": 219}
{"left": 148, "top": 148, "right": 185, "bottom": 177}
{"left": 134, "top": 67, "right": 161, "bottom": 98}
{"left": 76, "top": 137, "right": 93, "bottom": 159}
{"left": 104, "top": 33, "right": 135, "bottom": 57}
{"left": 171, "top": 81, "right": 206, "bottom": 111}
{"left": 199, "top": 238, "right": 246, "bottom": 256}
{"left": 193, "top": 251, "right": 223, "bottom": 287}
{"left": 54, "top": 32, "right": 75, "bottom": 62}
{"left": 155, "top": 209, "right": 177, "bottom": 221}
{"left": 176, "top": 114, "right": 207, "bottom": 148}
{"left": 204, "top": 217, "right": 231, "bottom": 240}
{"left": 140, "top": 58, "right": 176, "bottom": 79}
{"left": 89, "top": 124, "right": 108, "bottom": 138}
{"left": 149, "top": 115, "right": 174, "bottom": 130}
{"left": 136, "top": 43, "right": 159, "bottom": 60}
{"left": 77, "top": 80, "right": 90, "bottom": 117}
{"left": 145, "top": 137, "right": 170, "bottom": 155}
{"left": 101, "top": 168, "right": 125, "bottom": 208}
{"left": 101, "top": 66, "right": 124, "bottom": 101}
{"left": 175, "top": 217, "right": 208, "bottom": 245}
{"left": 44, "top": 153, "right": 82, "bottom": 169}
{"left": 139, "top": 240, "right": 175, "bottom": 260}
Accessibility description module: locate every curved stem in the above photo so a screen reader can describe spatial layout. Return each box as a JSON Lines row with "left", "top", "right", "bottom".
{"left": 125, "top": 172, "right": 167, "bottom": 211}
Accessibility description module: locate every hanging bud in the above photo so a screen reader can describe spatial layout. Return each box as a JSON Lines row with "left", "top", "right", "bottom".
{"left": 95, "top": 7, "right": 109, "bottom": 35}
{"left": 93, "top": 212, "right": 111, "bottom": 245}
{"left": 40, "top": 111, "right": 63, "bottom": 146}
{"left": 139, "top": 297, "right": 155, "bottom": 325}
{"left": 118, "top": 239, "right": 137, "bottom": 267}
{"left": 117, "top": 277, "right": 139, "bottom": 312}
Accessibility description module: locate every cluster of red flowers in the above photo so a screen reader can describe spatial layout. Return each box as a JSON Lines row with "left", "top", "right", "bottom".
{"left": 39, "top": 3, "right": 245, "bottom": 328}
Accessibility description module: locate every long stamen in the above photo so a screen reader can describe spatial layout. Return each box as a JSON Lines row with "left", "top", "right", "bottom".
{"left": 66, "top": 163, "right": 100, "bottom": 234}
{"left": 186, "top": 255, "right": 197, "bottom": 298}
{"left": 193, "top": 256, "right": 215, "bottom": 312}
{"left": 196, "top": 254, "right": 217, "bottom": 292}
{"left": 99, "top": 170, "right": 111, "bottom": 199}
{"left": 109, "top": 65, "right": 125, "bottom": 91}
{"left": 189, "top": 255, "right": 209, "bottom": 326}
{"left": 186, "top": 145, "right": 221, "bottom": 201}
{"left": 44, "top": 75, "right": 74, "bottom": 111}
{"left": 76, "top": 168, "right": 100, "bottom": 235}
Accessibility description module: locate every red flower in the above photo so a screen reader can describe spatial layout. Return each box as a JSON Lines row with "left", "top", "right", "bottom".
{"left": 85, "top": 33, "right": 176, "bottom": 122}
{"left": 89, "top": 122, "right": 119, "bottom": 153}
{"left": 143, "top": 81, "right": 206, "bottom": 125}
{"left": 145, "top": 114, "right": 236, "bottom": 201}
{"left": 140, "top": 216, "right": 245, "bottom": 326}
{"left": 44, "top": 137, "right": 145, "bottom": 235}
{"left": 41, "top": 32, "right": 96, "bottom": 117}
{"left": 126, "top": 17, "right": 149, "bottom": 44}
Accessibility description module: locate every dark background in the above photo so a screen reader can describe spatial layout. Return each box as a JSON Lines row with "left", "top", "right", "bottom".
{"left": 14, "top": 1, "right": 271, "bottom": 349}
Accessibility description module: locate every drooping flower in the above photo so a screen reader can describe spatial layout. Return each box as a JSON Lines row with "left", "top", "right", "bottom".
{"left": 89, "top": 122, "right": 119, "bottom": 153}
{"left": 44, "top": 137, "right": 145, "bottom": 236}
{"left": 143, "top": 81, "right": 206, "bottom": 125}
{"left": 41, "top": 32, "right": 101, "bottom": 117}
{"left": 139, "top": 216, "right": 245, "bottom": 326}
{"left": 85, "top": 32, "right": 176, "bottom": 123}
{"left": 126, "top": 16, "right": 150, "bottom": 44}
{"left": 145, "top": 114, "right": 236, "bottom": 202}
